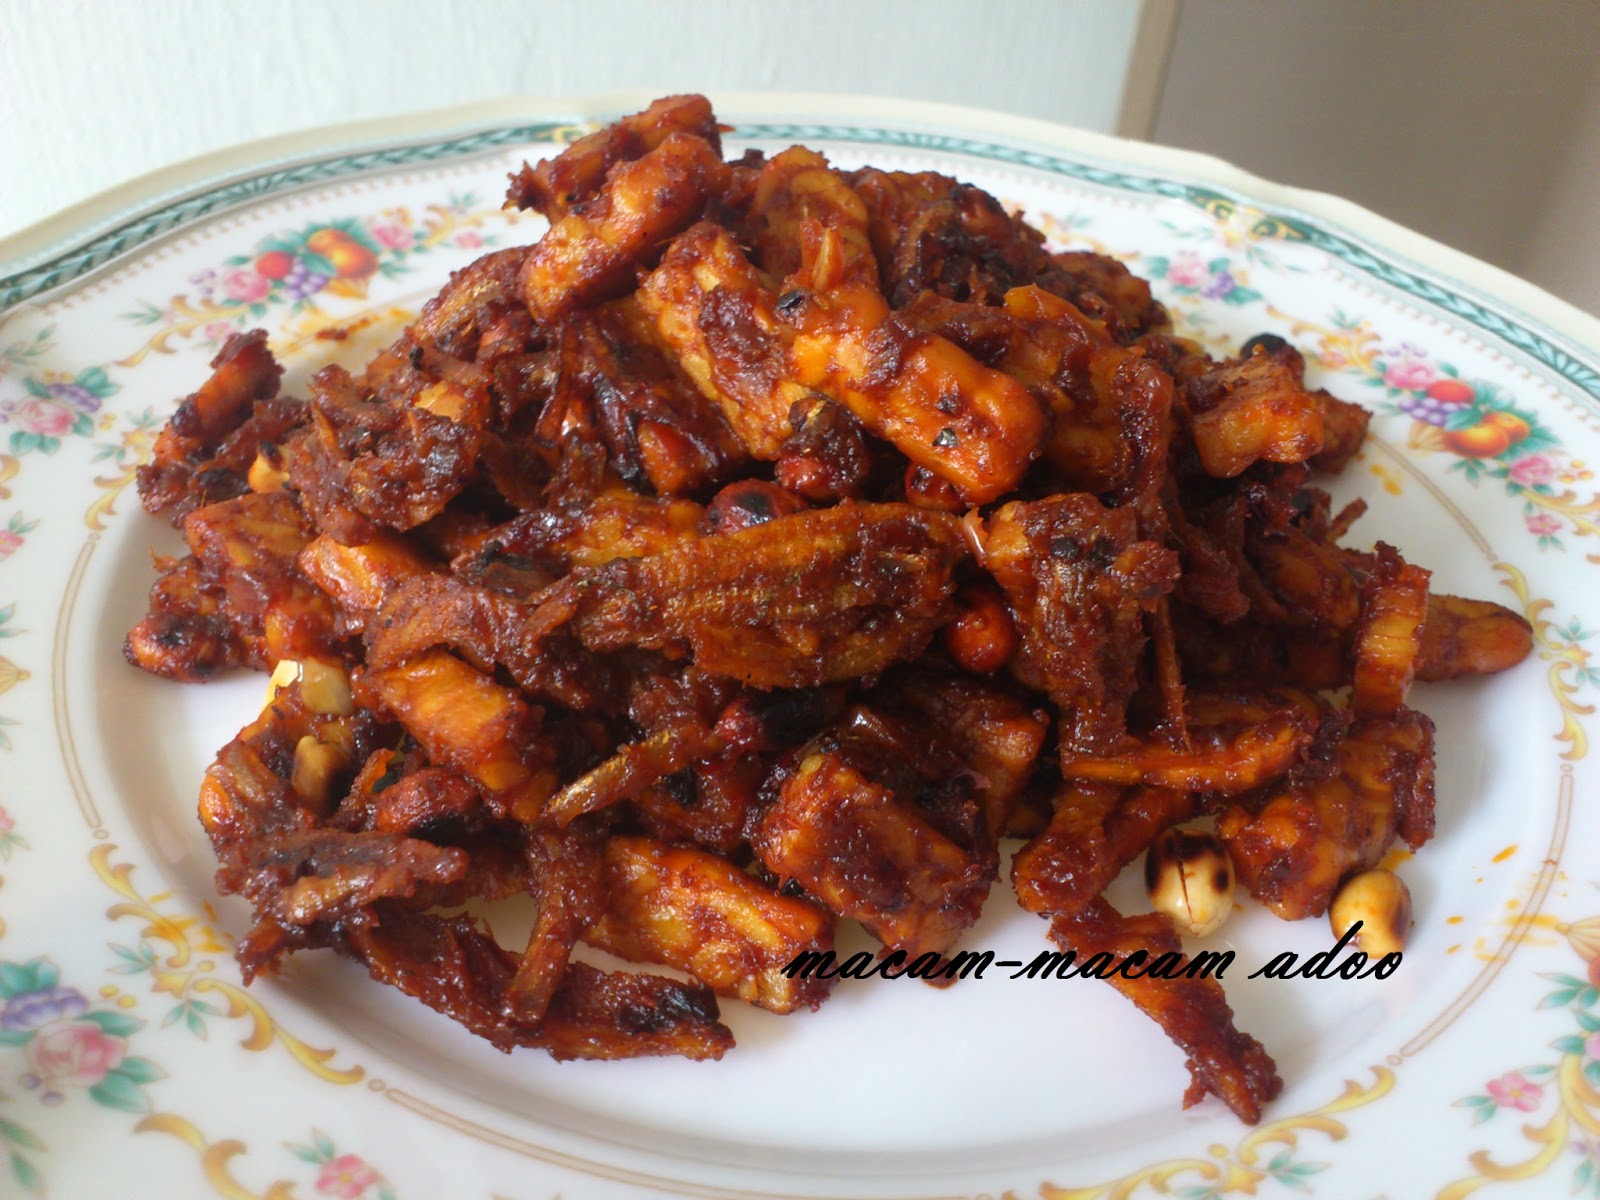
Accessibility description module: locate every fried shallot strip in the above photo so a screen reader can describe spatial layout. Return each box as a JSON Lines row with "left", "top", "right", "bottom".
{"left": 137, "top": 330, "right": 297, "bottom": 522}
{"left": 637, "top": 221, "right": 801, "bottom": 458}
{"left": 338, "top": 910, "right": 733, "bottom": 1060}
{"left": 1059, "top": 690, "right": 1324, "bottom": 793}
{"left": 1050, "top": 899, "right": 1282, "bottom": 1123}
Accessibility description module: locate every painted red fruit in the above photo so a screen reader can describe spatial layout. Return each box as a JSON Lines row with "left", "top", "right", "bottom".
{"left": 254, "top": 250, "right": 294, "bottom": 280}
{"left": 1426, "top": 378, "right": 1476, "bottom": 405}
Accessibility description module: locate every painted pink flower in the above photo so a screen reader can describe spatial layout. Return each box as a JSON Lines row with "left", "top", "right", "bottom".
{"left": 0, "top": 530, "right": 21, "bottom": 558}
{"left": 1525, "top": 513, "right": 1563, "bottom": 537}
{"left": 0, "top": 806, "right": 14, "bottom": 832}
{"left": 203, "top": 320, "right": 237, "bottom": 343}
{"left": 1486, "top": 1071, "right": 1543, "bottom": 1111}
{"left": 1383, "top": 358, "right": 1435, "bottom": 391}
{"left": 316, "top": 1154, "right": 379, "bottom": 1198}
{"left": 1508, "top": 454, "right": 1557, "bottom": 487}
{"left": 222, "top": 267, "right": 272, "bottom": 305}
{"left": 453, "top": 230, "right": 485, "bottom": 250}
{"left": 1585, "top": 1032, "right": 1600, "bottom": 1061}
{"left": 370, "top": 222, "right": 413, "bottom": 251}
{"left": 1165, "top": 251, "right": 1209, "bottom": 289}
{"left": 26, "top": 1020, "right": 127, "bottom": 1089}
{"left": 11, "top": 396, "right": 76, "bottom": 437}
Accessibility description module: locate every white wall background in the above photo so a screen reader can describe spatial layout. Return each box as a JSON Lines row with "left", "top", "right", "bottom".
{"left": 3, "top": 0, "right": 1596, "bottom": 315}
{"left": 1154, "top": 0, "right": 1600, "bottom": 316}
{"left": 0, "top": 0, "right": 1150, "bottom": 234}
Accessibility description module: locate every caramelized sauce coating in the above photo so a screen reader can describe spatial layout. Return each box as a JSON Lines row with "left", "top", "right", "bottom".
{"left": 122, "top": 94, "right": 1532, "bottom": 1112}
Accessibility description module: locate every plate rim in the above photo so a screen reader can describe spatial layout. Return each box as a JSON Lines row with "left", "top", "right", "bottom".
{"left": 1, "top": 91, "right": 1596, "bottom": 1199}
{"left": 3, "top": 89, "right": 1599, "bottom": 358}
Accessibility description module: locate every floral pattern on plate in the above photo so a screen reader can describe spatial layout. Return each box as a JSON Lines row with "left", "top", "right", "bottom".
{"left": 119, "top": 196, "right": 520, "bottom": 361}
{"left": 0, "top": 100, "right": 1595, "bottom": 1200}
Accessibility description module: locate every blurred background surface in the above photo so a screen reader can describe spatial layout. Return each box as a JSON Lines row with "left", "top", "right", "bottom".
{"left": 3, "top": 0, "right": 1597, "bottom": 313}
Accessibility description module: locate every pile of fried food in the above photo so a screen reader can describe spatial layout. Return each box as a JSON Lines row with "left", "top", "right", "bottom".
{"left": 124, "top": 95, "right": 1533, "bottom": 1123}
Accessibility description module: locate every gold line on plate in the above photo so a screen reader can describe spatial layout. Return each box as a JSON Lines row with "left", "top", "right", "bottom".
{"left": 53, "top": 534, "right": 102, "bottom": 831}
{"left": 382, "top": 1085, "right": 962, "bottom": 1200}
{"left": 1399, "top": 765, "right": 1574, "bottom": 1059}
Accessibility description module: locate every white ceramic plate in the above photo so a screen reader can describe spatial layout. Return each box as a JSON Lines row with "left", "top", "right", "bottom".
{"left": 2, "top": 93, "right": 1598, "bottom": 1200}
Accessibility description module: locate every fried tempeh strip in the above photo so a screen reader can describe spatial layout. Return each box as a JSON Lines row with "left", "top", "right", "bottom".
{"left": 1012, "top": 782, "right": 1195, "bottom": 917}
{"left": 781, "top": 240, "right": 1049, "bottom": 504}
{"left": 751, "top": 749, "right": 993, "bottom": 960}
{"left": 506, "top": 94, "right": 721, "bottom": 220}
{"left": 338, "top": 910, "right": 733, "bottom": 1060}
{"left": 1218, "top": 708, "right": 1435, "bottom": 919}
{"left": 1350, "top": 543, "right": 1430, "bottom": 718}
{"left": 637, "top": 222, "right": 800, "bottom": 458}
{"left": 521, "top": 133, "right": 731, "bottom": 320}
{"left": 298, "top": 532, "right": 436, "bottom": 633}
{"left": 537, "top": 502, "right": 968, "bottom": 688}
{"left": 1187, "top": 352, "right": 1325, "bottom": 478}
{"left": 585, "top": 835, "right": 836, "bottom": 1014}
{"left": 1416, "top": 593, "right": 1534, "bottom": 681}
{"left": 1050, "top": 899, "right": 1282, "bottom": 1124}
{"left": 359, "top": 650, "right": 556, "bottom": 823}
{"left": 902, "top": 287, "right": 1172, "bottom": 501}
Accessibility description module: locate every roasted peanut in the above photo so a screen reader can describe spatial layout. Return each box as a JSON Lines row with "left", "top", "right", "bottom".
{"left": 1329, "top": 869, "right": 1411, "bottom": 958}
{"left": 291, "top": 735, "right": 347, "bottom": 807}
{"left": 297, "top": 660, "right": 354, "bottom": 716}
{"left": 263, "top": 659, "right": 352, "bottom": 716}
{"left": 1143, "top": 827, "right": 1235, "bottom": 937}
{"left": 247, "top": 446, "right": 289, "bottom": 493}
{"left": 941, "top": 581, "right": 1019, "bottom": 674}
{"left": 263, "top": 659, "right": 301, "bottom": 708}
